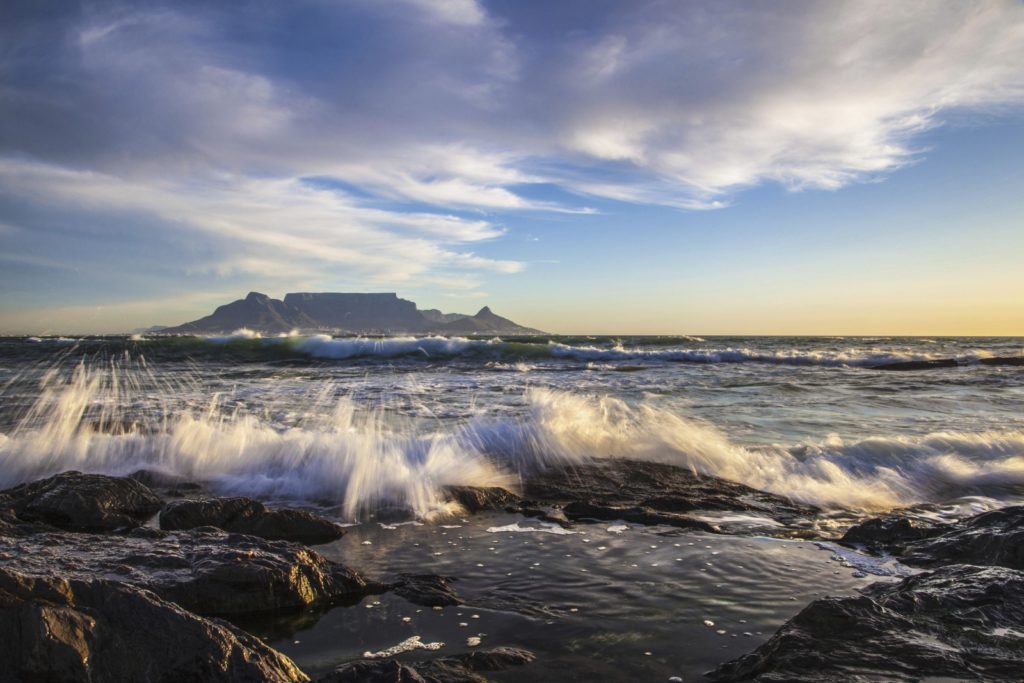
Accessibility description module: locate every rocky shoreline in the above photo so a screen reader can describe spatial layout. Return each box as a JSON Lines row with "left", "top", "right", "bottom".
{"left": 2, "top": 463, "right": 1023, "bottom": 681}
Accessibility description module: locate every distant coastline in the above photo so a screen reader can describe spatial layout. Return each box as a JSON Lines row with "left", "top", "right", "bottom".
{"left": 159, "top": 291, "right": 546, "bottom": 336}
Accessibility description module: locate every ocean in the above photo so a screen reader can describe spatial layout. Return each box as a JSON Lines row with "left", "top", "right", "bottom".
{"left": 1, "top": 333, "right": 1022, "bottom": 679}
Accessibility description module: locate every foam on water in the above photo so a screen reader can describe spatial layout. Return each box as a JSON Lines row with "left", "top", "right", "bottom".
{"left": 139, "top": 332, "right": 1012, "bottom": 368}
{"left": 1, "top": 359, "right": 1023, "bottom": 519}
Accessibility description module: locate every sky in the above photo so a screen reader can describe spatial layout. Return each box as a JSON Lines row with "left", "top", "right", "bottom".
{"left": 1, "top": 0, "right": 1022, "bottom": 335}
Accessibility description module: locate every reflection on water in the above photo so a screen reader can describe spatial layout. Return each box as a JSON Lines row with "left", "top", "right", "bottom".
{"left": 250, "top": 513, "right": 893, "bottom": 680}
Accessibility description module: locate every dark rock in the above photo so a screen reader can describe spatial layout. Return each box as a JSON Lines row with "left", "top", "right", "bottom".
{"left": 0, "top": 471, "right": 162, "bottom": 532}
{"left": 524, "top": 460, "right": 816, "bottom": 529}
{"left": 443, "top": 485, "right": 521, "bottom": 513}
{"left": 839, "top": 515, "right": 945, "bottom": 554}
{"left": 316, "top": 647, "right": 535, "bottom": 683}
{"left": 127, "top": 469, "right": 202, "bottom": 492}
{"left": 519, "top": 505, "right": 571, "bottom": 527}
{"left": 900, "top": 505, "right": 1024, "bottom": 570}
{"left": 0, "top": 527, "right": 374, "bottom": 617}
{"left": 442, "top": 646, "right": 536, "bottom": 671}
{"left": 0, "top": 566, "right": 307, "bottom": 682}
{"left": 979, "top": 356, "right": 1024, "bottom": 367}
{"left": 842, "top": 506, "right": 1024, "bottom": 570}
{"left": 710, "top": 564, "right": 1024, "bottom": 682}
{"left": 392, "top": 574, "right": 460, "bottom": 607}
{"left": 317, "top": 659, "right": 428, "bottom": 683}
{"left": 562, "top": 500, "right": 717, "bottom": 532}
{"left": 871, "top": 358, "right": 960, "bottom": 370}
{"left": 160, "top": 497, "right": 345, "bottom": 545}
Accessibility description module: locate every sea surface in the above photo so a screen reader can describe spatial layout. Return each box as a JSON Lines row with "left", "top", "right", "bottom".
{"left": 1, "top": 333, "right": 1022, "bottom": 679}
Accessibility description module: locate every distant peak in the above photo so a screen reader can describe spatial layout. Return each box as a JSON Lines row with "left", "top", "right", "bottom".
{"left": 476, "top": 306, "right": 493, "bottom": 316}
{"left": 245, "top": 291, "right": 270, "bottom": 302}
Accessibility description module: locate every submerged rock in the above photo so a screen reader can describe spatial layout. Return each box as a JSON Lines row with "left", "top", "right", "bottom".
{"left": 561, "top": 500, "right": 716, "bottom": 532}
{"left": 0, "top": 471, "right": 162, "bottom": 532}
{"left": 900, "top": 506, "right": 1024, "bottom": 570}
{"left": 842, "top": 506, "right": 1024, "bottom": 570}
{"left": 710, "top": 564, "right": 1024, "bottom": 682}
{"left": 525, "top": 460, "right": 815, "bottom": 528}
{"left": 160, "top": 497, "right": 345, "bottom": 545}
{"left": 839, "top": 515, "right": 945, "bottom": 554}
{"left": 443, "top": 485, "right": 521, "bottom": 513}
{"left": 0, "top": 567, "right": 308, "bottom": 682}
{"left": 870, "top": 358, "right": 959, "bottom": 371}
{"left": 317, "top": 647, "right": 535, "bottom": 683}
{"left": 0, "top": 526, "right": 374, "bottom": 616}
{"left": 392, "top": 574, "right": 461, "bottom": 607}
{"left": 127, "top": 469, "right": 202, "bottom": 494}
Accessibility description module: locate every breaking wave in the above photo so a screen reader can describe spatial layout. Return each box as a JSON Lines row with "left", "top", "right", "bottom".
{"left": 21, "top": 332, "right": 1006, "bottom": 368}
{"left": 1, "top": 360, "right": 1022, "bottom": 519}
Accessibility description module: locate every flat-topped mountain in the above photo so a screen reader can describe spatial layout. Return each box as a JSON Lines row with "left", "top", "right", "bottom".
{"left": 161, "top": 292, "right": 545, "bottom": 335}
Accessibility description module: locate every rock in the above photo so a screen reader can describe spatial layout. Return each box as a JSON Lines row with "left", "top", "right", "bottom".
{"left": 0, "top": 471, "right": 163, "bottom": 532}
{"left": 0, "top": 527, "right": 375, "bottom": 617}
{"left": 870, "top": 359, "right": 960, "bottom": 371}
{"left": 842, "top": 506, "right": 1024, "bottom": 570}
{"left": 524, "top": 460, "right": 816, "bottom": 529}
{"left": 709, "top": 564, "right": 1024, "bottom": 682}
{"left": 442, "top": 647, "right": 536, "bottom": 671}
{"left": 0, "top": 566, "right": 307, "bottom": 682}
{"left": 316, "top": 647, "right": 535, "bottom": 683}
{"left": 392, "top": 574, "right": 460, "bottom": 607}
{"left": 561, "top": 500, "right": 716, "bottom": 532}
{"left": 127, "top": 469, "right": 202, "bottom": 493}
{"left": 317, "top": 659, "right": 430, "bottom": 683}
{"left": 899, "top": 506, "right": 1024, "bottom": 570}
{"left": 979, "top": 356, "right": 1024, "bottom": 367}
{"left": 839, "top": 515, "right": 945, "bottom": 554}
{"left": 159, "top": 497, "right": 345, "bottom": 545}
{"left": 442, "top": 486, "right": 521, "bottom": 513}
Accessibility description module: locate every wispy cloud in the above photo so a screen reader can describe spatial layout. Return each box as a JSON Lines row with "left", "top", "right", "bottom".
{"left": 1, "top": 0, "right": 1023, "bottom": 330}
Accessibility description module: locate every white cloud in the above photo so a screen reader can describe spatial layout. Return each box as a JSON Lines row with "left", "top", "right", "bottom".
{"left": 2, "top": 0, "right": 1024, "bottom": 320}
{"left": 0, "top": 159, "right": 522, "bottom": 288}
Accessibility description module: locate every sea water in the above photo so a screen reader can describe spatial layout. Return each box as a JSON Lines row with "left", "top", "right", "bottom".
{"left": 1, "top": 334, "right": 1021, "bottom": 678}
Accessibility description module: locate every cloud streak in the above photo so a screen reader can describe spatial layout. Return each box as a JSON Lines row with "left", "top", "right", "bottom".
{"left": 1, "top": 0, "right": 1023, "bottom": 329}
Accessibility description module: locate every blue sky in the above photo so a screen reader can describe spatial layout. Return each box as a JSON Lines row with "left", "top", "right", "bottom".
{"left": 1, "top": 0, "right": 1022, "bottom": 334}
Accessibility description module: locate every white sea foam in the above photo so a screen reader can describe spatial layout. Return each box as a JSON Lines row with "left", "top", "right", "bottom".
{"left": 187, "top": 333, "right": 1003, "bottom": 368}
{"left": 1, "top": 362, "right": 1023, "bottom": 518}
{"left": 486, "top": 522, "right": 578, "bottom": 535}
{"left": 362, "top": 635, "right": 443, "bottom": 659}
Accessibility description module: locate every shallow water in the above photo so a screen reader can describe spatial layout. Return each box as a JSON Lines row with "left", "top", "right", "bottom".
{"left": 246, "top": 512, "right": 893, "bottom": 680}
{"left": 1, "top": 334, "right": 1019, "bottom": 677}
{"left": 1, "top": 334, "right": 1022, "bottom": 517}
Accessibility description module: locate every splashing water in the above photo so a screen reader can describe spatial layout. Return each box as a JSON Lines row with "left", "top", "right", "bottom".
{"left": 1, "top": 351, "right": 1023, "bottom": 519}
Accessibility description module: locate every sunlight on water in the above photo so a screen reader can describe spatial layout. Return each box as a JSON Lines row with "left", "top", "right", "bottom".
{"left": 1, "top": 350, "right": 1023, "bottom": 519}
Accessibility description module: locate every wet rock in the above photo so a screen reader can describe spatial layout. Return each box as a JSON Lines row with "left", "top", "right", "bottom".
{"left": 842, "top": 506, "right": 1024, "bottom": 570}
{"left": 443, "top": 485, "right": 521, "bottom": 513}
{"left": 562, "top": 500, "right": 716, "bottom": 532}
{"left": 443, "top": 646, "right": 536, "bottom": 671}
{"left": 709, "top": 564, "right": 1024, "bottom": 682}
{"left": 317, "top": 647, "right": 535, "bottom": 683}
{"left": 392, "top": 573, "right": 460, "bottom": 607}
{"left": 839, "top": 515, "right": 945, "bottom": 554}
{"left": 317, "top": 659, "right": 428, "bottom": 683}
{"left": 871, "top": 358, "right": 959, "bottom": 371}
{"left": 160, "top": 497, "right": 345, "bottom": 545}
{"left": 900, "top": 506, "right": 1024, "bottom": 570}
{"left": 0, "top": 471, "right": 162, "bottom": 532}
{"left": 979, "top": 356, "right": 1024, "bottom": 367}
{"left": 519, "top": 505, "right": 572, "bottom": 527}
{"left": 0, "top": 527, "right": 374, "bottom": 617}
{"left": 524, "top": 460, "right": 816, "bottom": 528}
{"left": 127, "top": 468, "right": 202, "bottom": 493}
{"left": 0, "top": 566, "right": 307, "bottom": 682}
